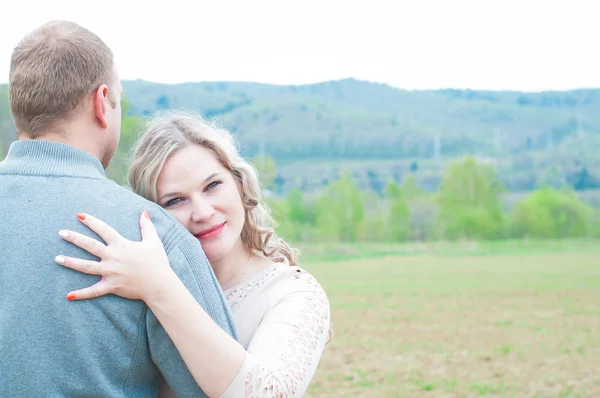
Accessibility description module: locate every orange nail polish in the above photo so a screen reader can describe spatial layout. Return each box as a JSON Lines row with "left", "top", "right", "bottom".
{"left": 143, "top": 210, "right": 150, "bottom": 220}
{"left": 77, "top": 213, "right": 86, "bottom": 221}
{"left": 66, "top": 293, "right": 76, "bottom": 300}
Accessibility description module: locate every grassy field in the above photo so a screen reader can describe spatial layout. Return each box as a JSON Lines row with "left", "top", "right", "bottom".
{"left": 301, "top": 240, "right": 600, "bottom": 397}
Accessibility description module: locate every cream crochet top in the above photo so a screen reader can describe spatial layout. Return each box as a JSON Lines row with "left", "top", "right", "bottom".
{"left": 160, "top": 261, "right": 331, "bottom": 397}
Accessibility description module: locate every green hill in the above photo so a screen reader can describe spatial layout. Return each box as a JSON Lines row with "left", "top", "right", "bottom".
{"left": 1, "top": 79, "right": 599, "bottom": 194}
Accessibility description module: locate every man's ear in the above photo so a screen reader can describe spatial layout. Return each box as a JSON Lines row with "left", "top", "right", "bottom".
{"left": 93, "top": 84, "right": 109, "bottom": 128}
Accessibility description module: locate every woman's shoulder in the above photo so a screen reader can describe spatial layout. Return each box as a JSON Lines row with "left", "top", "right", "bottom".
{"left": 274, "top": 264, "right": 326, "bottom": 296}
{"left": 262, "top": 262, "right": 330, "bottom": 321}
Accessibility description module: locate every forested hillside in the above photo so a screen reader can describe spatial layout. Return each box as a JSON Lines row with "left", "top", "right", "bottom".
{"left": 1, "top": 79, "right": 599, "bottom": 195}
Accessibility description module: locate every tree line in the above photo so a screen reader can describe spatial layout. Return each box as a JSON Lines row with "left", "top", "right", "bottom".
{"left": 262, "top": 156, "right": 600, "bottom": 243}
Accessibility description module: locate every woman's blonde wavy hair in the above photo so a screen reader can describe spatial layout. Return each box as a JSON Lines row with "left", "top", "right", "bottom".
{"left": 127, "top": 110, "right": 298, "bottom": 266}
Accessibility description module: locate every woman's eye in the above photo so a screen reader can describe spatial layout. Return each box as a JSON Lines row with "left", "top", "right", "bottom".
{"left": 164, "top": 197, "right": 183, "bottom": 207}
{"left": 206, "top": 180, "right": 222, "bottom": 191}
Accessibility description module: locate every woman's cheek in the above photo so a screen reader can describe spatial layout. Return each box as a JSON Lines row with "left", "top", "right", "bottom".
{"left": 170, "top": 205, "right": 192, "bottom": 229}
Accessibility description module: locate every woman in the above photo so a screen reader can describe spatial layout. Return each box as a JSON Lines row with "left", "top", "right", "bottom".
{"left": 54, "top": 112, "right": 332, "bottom": 397}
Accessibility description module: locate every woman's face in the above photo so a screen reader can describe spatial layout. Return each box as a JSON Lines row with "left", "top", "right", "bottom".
{"left": 156, "top": 144, "right": 246, "bottom": 262}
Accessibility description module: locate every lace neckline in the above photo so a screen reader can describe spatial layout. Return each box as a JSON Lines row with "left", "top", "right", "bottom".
{"left": 222, "top": 259, "right": 287, "bottom": 295}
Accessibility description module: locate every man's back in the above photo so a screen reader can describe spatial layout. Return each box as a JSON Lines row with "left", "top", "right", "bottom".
{"left": 0, "top": 140, "right": 236, "bottom": 397}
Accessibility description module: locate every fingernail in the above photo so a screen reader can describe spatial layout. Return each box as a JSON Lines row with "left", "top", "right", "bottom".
{"left": 55, "top": 256, "right": 65, "bottom": 264}
{"left": 59, "top": 230, "right": 69, "bottom": 238}
{"left": 66, "top": 293, "right": 76, "bottom": 300}
{"left": 143, "top": 210, "right": 150, "bottom": 220}
{"left": 77, "top": 213, "right": 86, "bottom": 221}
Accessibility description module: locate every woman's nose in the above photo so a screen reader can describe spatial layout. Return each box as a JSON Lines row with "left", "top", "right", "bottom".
{"left": 191, "top": 198, "right": 216, "bottom": 223}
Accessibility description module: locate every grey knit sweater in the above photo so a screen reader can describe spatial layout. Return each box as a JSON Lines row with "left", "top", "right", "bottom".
{"left": 0, "top": 140, "right": 236, "bottom": 397}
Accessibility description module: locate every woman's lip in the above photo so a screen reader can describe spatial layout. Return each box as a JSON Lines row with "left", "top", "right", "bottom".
{"left": 195, "top": 222, "right": 225, "bottom": 239}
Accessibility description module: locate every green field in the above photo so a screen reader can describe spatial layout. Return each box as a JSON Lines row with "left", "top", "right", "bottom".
{"left": 302, "top": 241, "right": 600, "bottom": 397}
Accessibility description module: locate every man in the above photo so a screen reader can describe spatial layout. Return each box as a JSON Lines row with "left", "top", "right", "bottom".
{"left": 0, "top": 20, "right": 236, "bottom": 397}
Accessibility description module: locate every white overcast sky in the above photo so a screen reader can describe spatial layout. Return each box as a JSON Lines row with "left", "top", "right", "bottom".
{"left": 1, "top": 0, "right": 598, "bottom": 91}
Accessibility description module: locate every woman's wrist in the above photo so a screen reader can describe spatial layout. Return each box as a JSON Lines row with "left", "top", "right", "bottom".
{"left": 142, "top": 268, "right": 182, "bottom": 307}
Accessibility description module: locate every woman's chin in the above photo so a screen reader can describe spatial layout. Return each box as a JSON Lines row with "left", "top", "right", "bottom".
{"left": 198, "top": 228, "right": 241, "bottom": 263}
{"left": 201, "top": 243, "right": 230, "bottom": 263}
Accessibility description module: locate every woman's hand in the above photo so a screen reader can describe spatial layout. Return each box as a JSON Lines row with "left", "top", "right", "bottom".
{"left": 56, "top": 211, "right": 175, "bottom": 302}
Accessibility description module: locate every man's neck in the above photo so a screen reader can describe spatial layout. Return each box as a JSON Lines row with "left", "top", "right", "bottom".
{"left": 19, "top": 131, "right": 68, "bottom": 144}
{"left": 19, "top": 128, "right": 103, "bottom": 166}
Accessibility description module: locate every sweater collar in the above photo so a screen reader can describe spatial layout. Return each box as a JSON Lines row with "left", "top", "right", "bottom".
{"left": 0, "top": 140, "right": 106, "bottom": 179}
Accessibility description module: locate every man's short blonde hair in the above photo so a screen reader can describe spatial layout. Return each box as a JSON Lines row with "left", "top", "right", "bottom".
{"left": 9, "top": 20, "right": 116, "bottom": 138}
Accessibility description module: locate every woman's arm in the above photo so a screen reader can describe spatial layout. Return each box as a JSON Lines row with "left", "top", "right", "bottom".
{"left": 148, "top": 269, "right": 247, "bottom": 397}
{"left": 56, "top": 212, "right": 330, "bottom": 397}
